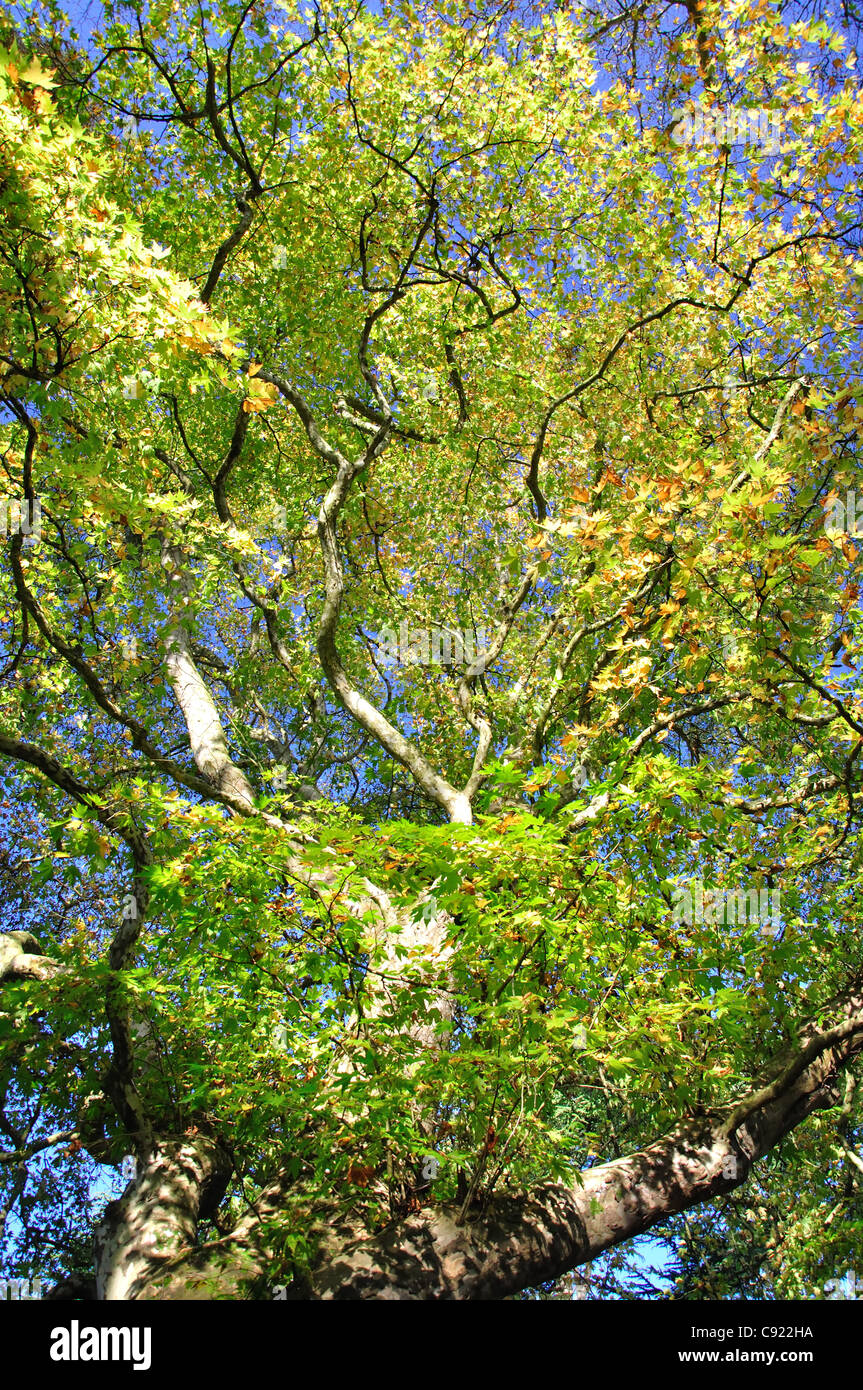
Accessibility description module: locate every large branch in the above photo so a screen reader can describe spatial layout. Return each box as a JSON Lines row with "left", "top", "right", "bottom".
{"left": 159, "top": 539, "right": 263, "bottom": 814}
{"left": 259, "top": 370, "right": 474, "bottom": 823}
{"left": 0, "top": 930, "right": 59, "bottom": 983}
{"left": 94, "top": 1136, "right": 232, "bottom": 1300}
{"left": 111, "top": 978, "right": 863, "bottom": 1300}
{"left": 300, "top": 982, "right": 863, "bottom": 1299}
{"left": 199, "top": 190, "right": 256, "bottom": 305}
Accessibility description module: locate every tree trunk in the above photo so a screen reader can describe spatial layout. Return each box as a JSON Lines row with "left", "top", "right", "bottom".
{"left": 83, "top": 979, "right": 863, "bottom": 1300}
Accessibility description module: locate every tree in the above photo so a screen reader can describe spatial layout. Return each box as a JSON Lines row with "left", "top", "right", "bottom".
{"left": 1, "top": 0, "right": 863, "bottom": 1301}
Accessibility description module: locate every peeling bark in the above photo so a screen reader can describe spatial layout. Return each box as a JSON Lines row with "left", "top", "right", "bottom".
{"left": 94, "top": 1136, "right": 232, "bottom": 1300}
{"left": 105, "top": 979, "right": 863, "bottom": 1300}
{"left": 160, "top": 541, "right": 256, "bottom": 811}
{"left": 0, "top": 930, "right": 60, "bottom": 983}
{"left": 302, "top": 989, "right": 863, "bottom": 1298}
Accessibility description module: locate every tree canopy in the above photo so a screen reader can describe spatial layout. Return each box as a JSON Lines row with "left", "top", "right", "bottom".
{"left": 1, "top": 0, "right": 863, "bottom": 1301}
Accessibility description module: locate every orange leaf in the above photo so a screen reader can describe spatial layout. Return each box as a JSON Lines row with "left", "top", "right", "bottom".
{"left": 346, "top": 1161, "right": 375, "bottom": 1187}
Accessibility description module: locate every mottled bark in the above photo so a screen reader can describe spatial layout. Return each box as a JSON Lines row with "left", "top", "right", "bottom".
{"left": 0, "top": 930, "right": 60, "bottom": 982}
{"left": 105, "top": 980, "right": 863, "bottom": 1300}
{"left": 94, "top": 1136, "right": 232, "bottom": 1300}
{"left": 302, "top": 987, "right": 863, "bottom": 1298}
{"left": 160, "top": 541, "right": 257, "bottom": 812}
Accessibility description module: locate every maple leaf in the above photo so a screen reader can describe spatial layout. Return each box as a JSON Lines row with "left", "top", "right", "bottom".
{"left": 243, "top": 377, "right": 279, "bottom": 413}
{"left": 20, "top": 59, "right": 57, "bottom": 88}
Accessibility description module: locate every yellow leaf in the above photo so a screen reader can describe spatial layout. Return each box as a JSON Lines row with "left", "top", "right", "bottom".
{"left": 246, "top": 377, "right": 278, "bottom": 400}
{"left": 244, "top": 378, "right": 279, "bottom": 413}
{"left": 20, "top": 59, "right": 57, "bottom": 88}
